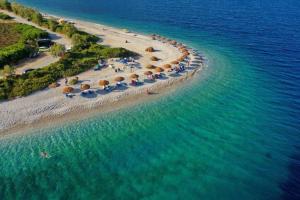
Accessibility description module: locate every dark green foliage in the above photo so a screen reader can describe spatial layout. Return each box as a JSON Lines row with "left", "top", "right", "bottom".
{"left": 0, "top": 23, "right": 48, "bottom": 67}
{"left": 0, "top": 12, "right": 12, "bottom": 20}
{"left": 0, "top": 0, "right": 11, "bottom": 11}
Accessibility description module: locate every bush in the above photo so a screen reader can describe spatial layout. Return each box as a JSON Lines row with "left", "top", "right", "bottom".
{"left": 0, "top": 12, "right": 12, "bottom": 20}
{"left": 68, "top": 78, "right": 78, "bottom": 85}
{"left": 50, "top": 43, "right": 65, "bottom": 57}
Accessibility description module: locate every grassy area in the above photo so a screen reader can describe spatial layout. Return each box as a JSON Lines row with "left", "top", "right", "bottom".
{"left": 0, "top": 23, "right": 21, "bottom": 48}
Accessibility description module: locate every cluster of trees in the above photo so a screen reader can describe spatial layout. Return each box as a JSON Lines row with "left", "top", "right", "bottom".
{"left": 0, "top": 1, "right": 136, "bottom": 100}
{"left": 0, "top": 23, "right": 48, "bottom": 67}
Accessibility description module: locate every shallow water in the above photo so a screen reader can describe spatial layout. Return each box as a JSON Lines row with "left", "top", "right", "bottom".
{"left": 1, "top": 0, "right": 300, "bottom": 199}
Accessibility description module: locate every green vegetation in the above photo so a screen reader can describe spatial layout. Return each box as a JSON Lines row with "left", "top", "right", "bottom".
{"left": 0, "top": 22, "right": 48, "bottom": 67}
{"left": 0, "top": 23, "right": 21, "bottom": 48}
{"left": 69, "top": 78, "right": 78, "bottom": 85}
{"left": 0, "top": 12, "right": 12, "bottom": 19}
{"left": 0, "top": 65, "right": 14, "bottom": 78}
{"left": 50, "top": 43, "right": 65, "bottom": 57}
{"left": 0, "top": 0, "right": 11, "bottom": 11}
{"left": 0, "top": 1, "right": 136, "bottom": 100}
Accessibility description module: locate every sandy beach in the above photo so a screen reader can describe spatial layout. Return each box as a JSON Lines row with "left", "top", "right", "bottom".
{"left": 0, "top": 11, "right": 207, "bottom": 135}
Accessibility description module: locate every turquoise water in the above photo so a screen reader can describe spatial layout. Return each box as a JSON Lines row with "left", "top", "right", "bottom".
{"left": 1, "top": 0, "right": 300, "bottom": 199}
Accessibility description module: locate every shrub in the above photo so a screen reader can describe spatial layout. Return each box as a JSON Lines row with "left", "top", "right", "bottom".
{"left": 69, "top": 78, "right": 78, "bottom": 85}
{"left": 0, "top": 12, "right": 12, "bottom": 20}
{"left": 50, "top": 43, "right": 65, "bottom": 57}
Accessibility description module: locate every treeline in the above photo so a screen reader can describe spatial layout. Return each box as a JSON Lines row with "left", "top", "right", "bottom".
{"left": 0, "top": 0, "right": 136, "bottom": 100}
{"left": 0, "top": 23, "right": 48, "bottom": 67}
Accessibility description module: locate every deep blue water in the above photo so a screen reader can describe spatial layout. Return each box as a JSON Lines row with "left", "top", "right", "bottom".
{"left": 1, "top": 0, "right": 300, "bottom": 199}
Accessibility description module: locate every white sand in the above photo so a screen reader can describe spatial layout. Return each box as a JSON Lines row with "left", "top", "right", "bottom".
{"left": 0, "top": 12, "right": 207, "bottom": 134}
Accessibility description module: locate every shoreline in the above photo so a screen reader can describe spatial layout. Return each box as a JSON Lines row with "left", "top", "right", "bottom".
{"left": 0, "top": 11, "right": 207, "bottom": 137}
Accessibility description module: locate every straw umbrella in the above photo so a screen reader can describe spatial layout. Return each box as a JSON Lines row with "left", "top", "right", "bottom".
{"left": 80, "top": 84, "right": 90, "bottom": 91}
{"left": 146, "top": 64, "right": 156, "bottom": 69}
{"left": 63, "top": 86, "right": 74, "bottom": 94}
{"left": 170, "top": 40, "right": 177, "bottom": 45}
{"left": 144, "top": 71, "right": 153, "bottom": 76}
{"left": 130, "top": 74, "right": 139, "bottom": 79}
{"left": 114, "top": 76, "right": 125, "bottom": 82}
{"left": 150, "top": 56, "right": 159, "bottom": 61}
{"left": 145, "top": 47, "right": 155, "bottom": 52}
{"left": 163, "top": 64, "right": 172, "bottom": 69}
{"left": 155, "top": 67, "right": 164, "bottom": 73}
{"left": 183, "top": 51, "right": 190, "bottom": 56}
{"left": 99, "top": 80, "right": 109, "bottom": 89}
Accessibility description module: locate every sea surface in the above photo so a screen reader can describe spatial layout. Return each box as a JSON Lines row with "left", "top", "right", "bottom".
{"left": 1, "top": 0, "right": 300, "bottom": 199}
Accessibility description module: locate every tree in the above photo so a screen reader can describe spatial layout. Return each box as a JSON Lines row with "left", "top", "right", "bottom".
{"left": 31, "top": 12, "right": 43, "bottom": 25}
{"left": 47, "top": 19, "right": 58, "bottom": 31}
{"left": 0, "top": 65, "right": 15, "bottom": 78}
{"left": 50, "top": 43, "right": 65, "bottom": 57}
{"left": 0, "top": 0, "right": 11, "bottom": 11}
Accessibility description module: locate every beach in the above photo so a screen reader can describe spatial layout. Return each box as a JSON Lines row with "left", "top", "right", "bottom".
{"left": 0, "top": 11, "right": 206, "bottom": 135}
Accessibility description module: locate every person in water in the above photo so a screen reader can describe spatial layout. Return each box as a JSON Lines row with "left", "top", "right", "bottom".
{"left": 40, "top": 151, "right": 49, "bottom": 158}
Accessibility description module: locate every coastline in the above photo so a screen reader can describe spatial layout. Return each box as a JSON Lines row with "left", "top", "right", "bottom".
{"left": 0, "top": 11, "right": 207, "bottom": 136}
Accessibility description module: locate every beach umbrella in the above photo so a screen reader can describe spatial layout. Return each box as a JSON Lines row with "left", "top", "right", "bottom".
{"left": 177, "top": 57, "right": 185, "bottom": 62}
{"left": 146, "top": 64, "right": 156, "bottom": 69}
{"left": 183, "top": 51, "right": 190, "bottom": 56}
{"left": 170, "top": 40, "right": 177, "bottom": 45}
{"left": 150, "top": 56, "right": 159, "bottom": 61}
{"left": 114, "top": 76, "right": 125, "bottom": 82}
{"left": 130, "top": 74, "right": 139, "bottom": 79}
{"left": 163, "top": 64, "right": 172, "bottom": 69}
{"left": 144, "top": 71, "right": 153, "bottom": 76}
{"left": 80, "top": 84, "right": 90, "bottom": 91}
{"left": 99, "top": 80, "right": 109, "bottom": 86}
{"left": 145, "top": 47, "right": 155, "bottom": 52}
{"left": 63, "top": 86, "right": 74, "bottom": 94}
{"left": 171, "top": 61, "right": 179, "bottom": 65}
{"left": 155, "top": 67, "right": 164, "bottom": 73}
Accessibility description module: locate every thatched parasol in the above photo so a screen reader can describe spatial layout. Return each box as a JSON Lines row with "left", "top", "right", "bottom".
{"left": 150, "top": 56, "right": 159, "bottom": 61}
{"left": 155, "top": 67, "right": 164, "bottom": 73}
{"left": 177, "top": 57, "right": 185, "bottom": 62}
{"left": 170, "top": 40, "right": 177, "bottom": 45}
{"left": 80, "top": 84, "right": 91, "bottom": 91}
{"left": 145, "top": 47, "right": 155, "bottom": 52}
{"left": 63, "top": 86, "right": 74, "bottom": 94}
{"left": 146, "top": 64, "right": 156, "bottom": 69}
{"left": 114, "top": 76, "right": 125, "bottom": 82}
{"left": 163, "top": 64, "right": 172, "bottom": 69}
{"left": 99, "top": 80, "right": 109, "bottom": 86}
{"left": 171, "top": 61, "right": 179, "bottom": 65}
{"left": 130, "top": 74, "right": 139, "bottom": 79}
{"left": 183, "top": 51, "right": 190, "bottom": 56}
{"left": 144, "top": 71, "right": 153, "bottom": 76}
